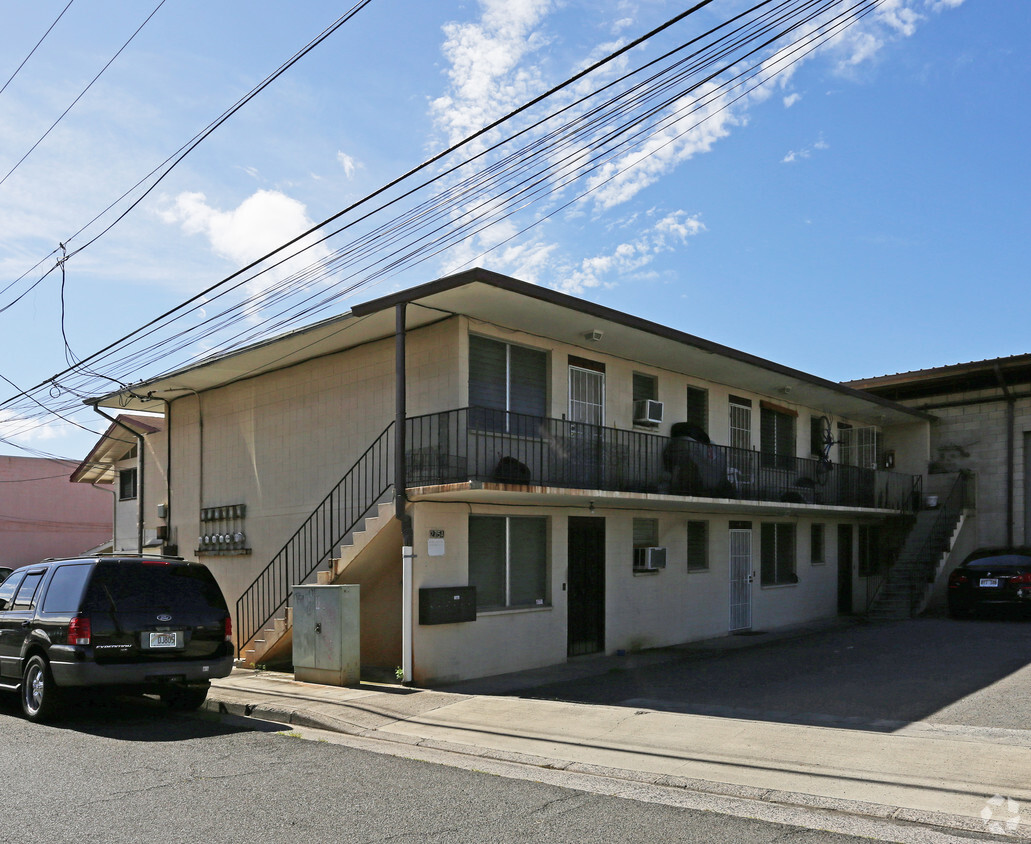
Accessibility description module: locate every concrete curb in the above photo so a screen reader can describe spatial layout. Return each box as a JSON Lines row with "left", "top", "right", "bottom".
{"left": 202, "top": 690, "right": 1030, "bottom": 840}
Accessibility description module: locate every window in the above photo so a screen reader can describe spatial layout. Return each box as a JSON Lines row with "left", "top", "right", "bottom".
{"left": 119, "top": 467, "right": 138, "bottom": 501}
{"left": 687, "top": 521, "right": 708, "bottom": 571}
{"left": 468, "top": 515, "right": 547, "bottom": 610}
{"left": 811, "top": 523, "right": 825, "bottom": 565}
{"left": 569, "top": 357, "right": 605, "bottom": 426}
{"left": 761, "top": 522, "right": 797, "bottom": 586}
{"left": 840, "top": 425, "right": 879, "bottom": 470}
{"left": 760, "top": 403, "right": 796, "bottom": 470}
{"left": 13, "top": 572, "right": 44, "bottom": 610}
{"left": 0, "top": 570, "right": 26, "bottom": 610}
{"left": 686, "top": 386, "right": 708, "bottom": 434}
{"left": 729, "top": 396, "right": 752, "bottom": 451}
{"left": 810, "top": 416, "right": 825, "bottom": 458}
{"left": 41, "top": 565, "right": 92, "bottom": 613}
{"left": 633, "top": 373, "right": 657, "bottom": 403}
{"left": 469, "top": 335, "right": 547, "bottom": 433}
{"left": 858, "top": 525, "right": 881, "bottom": 577}
{"left": 633, "top": 518, "right": 659, "bottom": 548}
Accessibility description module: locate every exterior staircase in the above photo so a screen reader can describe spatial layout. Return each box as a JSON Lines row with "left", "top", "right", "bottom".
{"left": 241, "top": 502, "right": 399, "bottom": 668}
{"left": 866, "top": 474, "right": 968, "bottom": 620}
{"left": 235, "top": 422, "right": 395, "bottom": 668}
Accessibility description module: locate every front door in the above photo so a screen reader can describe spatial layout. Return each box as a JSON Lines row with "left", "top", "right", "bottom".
{"left": 729, "top": 524, "right": 752, "bottom": 631}
{"left": 838, "top": 524, "right": 854, "bottom": 613}
{"left": 567, "top": 517, "right": 605, "bottom": 657}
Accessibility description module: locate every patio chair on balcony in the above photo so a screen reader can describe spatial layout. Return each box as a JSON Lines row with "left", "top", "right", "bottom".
{"left": 663, "top": 423, "right": 736, "bottom": 498}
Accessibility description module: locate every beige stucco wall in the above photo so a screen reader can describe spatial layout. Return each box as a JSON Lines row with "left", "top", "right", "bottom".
{"left": 408, "top": 500, "right": 856, "bottom": 685}
{"left": 167, "top": 318, "right": 463, "bottom": 612}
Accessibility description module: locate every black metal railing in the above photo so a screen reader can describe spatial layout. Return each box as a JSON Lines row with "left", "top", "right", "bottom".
{"left": 236, "top": 422, "right": 394, "bottom": 652}
{"left": 406, "top": 407, "right": 919, "bottom": 512}
{"left": 864, "top": 472, "right": 966, "bottom": 617}
{"left": 907, "top": 472, "right": 968, "bottom": 615}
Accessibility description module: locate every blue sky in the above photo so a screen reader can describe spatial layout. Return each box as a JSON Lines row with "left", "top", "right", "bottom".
{"left": 0, "top": 0, "right": 1025, "bottom": 460}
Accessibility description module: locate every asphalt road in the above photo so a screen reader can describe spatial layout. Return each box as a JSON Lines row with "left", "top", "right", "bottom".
{"left": 508, "top": 616, "right": 1031, "bottom": 733}
{"left": 0, "top": 694, "right": 883, "bottom": 844}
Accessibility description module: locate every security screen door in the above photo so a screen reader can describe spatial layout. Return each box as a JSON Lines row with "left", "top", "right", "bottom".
{"left": 729, "top": 526, "right": 752, "bottom": 631}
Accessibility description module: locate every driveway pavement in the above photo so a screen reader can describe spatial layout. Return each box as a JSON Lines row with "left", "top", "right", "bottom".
{"left": 450, "top": 615, "right": 1031, "bottom": 733}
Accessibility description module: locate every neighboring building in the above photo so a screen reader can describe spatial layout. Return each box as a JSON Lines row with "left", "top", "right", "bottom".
{"left": 88, "top": 268, "right": 932, "bottom": 685}
{"left": 0, "top": 454, "right": 112, "bottom": 566}
{"left": 70, "top": 415, "right": 167, "bottom": 554}
{"left": 848, "top": 354, "right": 1031, "bottom": 551}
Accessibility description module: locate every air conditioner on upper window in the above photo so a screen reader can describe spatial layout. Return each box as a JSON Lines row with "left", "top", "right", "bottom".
{"left": 634, "top": 546, "right": 667, "bottom": 570}
{"left": 633, "top": 399, "right": 663, "bottom": 425}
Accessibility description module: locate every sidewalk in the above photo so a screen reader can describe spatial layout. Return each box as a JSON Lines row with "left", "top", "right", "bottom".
{"left": 205, "top": 633, "right": 1031, "bottom": 839}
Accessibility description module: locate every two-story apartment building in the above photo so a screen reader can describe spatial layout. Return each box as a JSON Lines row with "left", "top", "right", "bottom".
{"left": 88, "top": 268, "right": 932, "bottom": 684}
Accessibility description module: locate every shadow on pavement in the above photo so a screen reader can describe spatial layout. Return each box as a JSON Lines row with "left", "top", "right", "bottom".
{"left": 451, "top": 616, "right": 1031, "bottom": 732}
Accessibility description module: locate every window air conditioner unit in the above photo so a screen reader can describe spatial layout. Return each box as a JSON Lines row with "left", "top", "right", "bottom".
{"left": 633, "top": 399, "right": 663, "bottom": 425}
{"left": 634, "top": 546, "right": 667, "bottom": 570}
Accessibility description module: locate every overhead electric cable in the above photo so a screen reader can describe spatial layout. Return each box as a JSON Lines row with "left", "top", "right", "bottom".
{"left": 0, "top": 0, "right": 76, "bottom": 98}
{"left": 0, "top": 0, "right": 167, "bottom": 189}
{"left": 0, "top": 0, "right": 889, "bottom": 452}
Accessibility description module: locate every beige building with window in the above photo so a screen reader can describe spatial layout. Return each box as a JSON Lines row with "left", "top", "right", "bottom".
{"left": 88, "top": 269, "right": 933, "bottom": 685}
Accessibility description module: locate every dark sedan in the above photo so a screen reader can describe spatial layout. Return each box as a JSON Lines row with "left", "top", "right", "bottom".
{"left": 948, "top": 548, "right": 1031, "bottom": 618}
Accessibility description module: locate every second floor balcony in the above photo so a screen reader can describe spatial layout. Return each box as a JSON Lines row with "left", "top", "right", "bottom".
{"left": 406, "top": 407, "right": 920, "bottom": 514}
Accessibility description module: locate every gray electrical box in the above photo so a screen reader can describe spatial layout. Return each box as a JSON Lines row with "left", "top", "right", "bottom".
{"left": 292, "top": 584, "right": 360, "bottom": 686}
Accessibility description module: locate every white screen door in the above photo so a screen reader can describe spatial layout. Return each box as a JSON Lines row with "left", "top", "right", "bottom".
{"left": 729, "top": 527, "right": 752, "bottom": 631}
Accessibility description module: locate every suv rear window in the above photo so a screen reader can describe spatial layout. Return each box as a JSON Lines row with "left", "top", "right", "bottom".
{"left": 967, "top": 555, "right": 1031, "bottom": 570}
{"left": 84, "top": 562, "right": 227, "bottom": 613}
{"left": 42, "top": 564, "right": 93, "bottom": 613}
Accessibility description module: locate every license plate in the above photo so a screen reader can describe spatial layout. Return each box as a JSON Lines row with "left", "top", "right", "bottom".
{"left": 148, "top": 632, "right": 180, "bottom": 648}
{"left": 979, "top": 578, "right": 999, "bottom": 588}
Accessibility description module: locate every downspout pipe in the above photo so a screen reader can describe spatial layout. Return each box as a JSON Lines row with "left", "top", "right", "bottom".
{"left": 395, "top": 303, "right": 414, "bottom": 684}
{"left": 993, "top": 363, "right": 1015, "bottom": 546}
{"left": 91, "top": 404, "right": 145, "bottom": 554}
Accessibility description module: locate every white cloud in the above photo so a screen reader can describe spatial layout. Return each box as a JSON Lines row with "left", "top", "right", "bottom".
{"left": 431, "top": 0, "right": 553, "bottom": 146}
{"left": 585, "top": 84, "right": 741, "bottom": 210}
{"left": 783, "top": 93, "right": 802, "bottom": 108}
{"left": 552, "top": 210, "right": 706, "bottom": 294}
{"left": 782, "top": 134, "right": 827, "bottom": 163}
{"left": 159, "top": 189, "right": 333, "bottom": 317}
{"left": 337, "top": 151, "right": 358, "bottom": 179}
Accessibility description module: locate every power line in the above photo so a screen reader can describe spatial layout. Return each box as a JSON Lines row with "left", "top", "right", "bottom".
{"left": 0, "top": 0, "right": 167, "bottom": 190}
{"left": 0, "top": 0, "right": 76, "bottom": 98}
{"left": 0, "top": 0, "right": 377, "bottom": 320}
{"left": 0, "top": 0, "right": 888, "bottom": 451}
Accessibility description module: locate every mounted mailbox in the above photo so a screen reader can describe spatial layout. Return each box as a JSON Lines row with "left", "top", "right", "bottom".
{"left": 419, "top": 586, "right": 477, "bottom": 625}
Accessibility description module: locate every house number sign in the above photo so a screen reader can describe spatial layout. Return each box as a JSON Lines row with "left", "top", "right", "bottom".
{"left": 428, "top": 529, "right": 445, "bottom": 556}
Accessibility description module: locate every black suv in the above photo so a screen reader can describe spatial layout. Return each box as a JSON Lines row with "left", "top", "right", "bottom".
{"left": 0, "top": 555, "right": 235, "bottom": 722}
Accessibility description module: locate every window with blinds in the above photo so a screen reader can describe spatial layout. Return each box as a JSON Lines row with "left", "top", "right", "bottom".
{"left": 469, "top": 335, "right": 546, "bottom": 433}
{"left": 468, "top": 515, "right": 548, "bottom": 609}
{"left": 761, "top": 522, "right": 797, "bottom": 585}
{"left": 729, "top": 396, "right": 752, "bottom": 451}
{"left": 686, "top": 386, "right": 708, "bottom": 434}
{"left": 760, "top": 404, "right": 796, "bottom": 470}
{"left": 687, "top": 521, "right": 709, "bottom": 571}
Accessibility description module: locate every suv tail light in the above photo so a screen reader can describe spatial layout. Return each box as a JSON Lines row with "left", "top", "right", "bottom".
{"left": 68, "top": 615, "right": 91, "bottom": 646}
{"left": 1009, "top": 572, "right": 1031, "bottom": 585}
{"left": 948, "top": 571, "right": 968, "bottom": 589}
{"left": 224, "top": 615, "right": 233, "bottom": 642}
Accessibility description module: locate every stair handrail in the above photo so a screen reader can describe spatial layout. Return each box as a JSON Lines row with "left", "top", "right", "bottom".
{"left": 906, "top": 472, "right": 967, "bottom": 616}
{"left": 864, "top": 473, "right": 965, "bottom": 617}
{"left": 236, "top": 421, "right": 395, "bottom": 650}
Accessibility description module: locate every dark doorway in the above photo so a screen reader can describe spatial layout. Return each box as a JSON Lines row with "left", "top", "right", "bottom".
{"left": 838, "top": 524, "right": 854, "bottom": 614}
{"left": 567, "top": 517, "right": 605, "bottom": 657}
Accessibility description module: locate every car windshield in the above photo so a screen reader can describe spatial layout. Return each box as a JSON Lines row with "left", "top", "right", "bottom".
{"left": 85, "top": 562, "right": 227, "bottom": 613}
{"left": 966, "top": 555, "right": 1031, "bottom": 571}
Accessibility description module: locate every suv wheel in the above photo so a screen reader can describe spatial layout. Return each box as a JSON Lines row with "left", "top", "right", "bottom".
{"left": 22, "top": 655, "right": 60, "bottom": 722}
{"left": 161, "top": 684, "right": 210, "bottom": 711}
